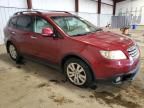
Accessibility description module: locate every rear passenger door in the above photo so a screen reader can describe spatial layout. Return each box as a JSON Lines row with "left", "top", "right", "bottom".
{"left": 15, "top": 15, "right": 37, "bottom": 55}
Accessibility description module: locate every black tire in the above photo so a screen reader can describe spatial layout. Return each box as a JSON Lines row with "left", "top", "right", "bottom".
{"left": 64, "top": 58, "right": 93, "bottom": 88}
{"left": 7, "top": 43, "right": 22, "bottom": 63}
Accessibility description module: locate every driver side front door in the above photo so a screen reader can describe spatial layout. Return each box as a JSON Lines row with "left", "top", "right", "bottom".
{"left": 30, "top": 16, "right": 61, "bottom": 63}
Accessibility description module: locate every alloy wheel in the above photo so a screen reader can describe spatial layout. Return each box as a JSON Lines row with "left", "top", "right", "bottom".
{"left": 67, "top": 63, "right": 87, "bottom": 86}
{"left": 9, "top": 45, "right": 17, "bottom": 60}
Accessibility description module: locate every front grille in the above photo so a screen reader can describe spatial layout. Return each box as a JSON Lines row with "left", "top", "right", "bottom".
{"left": 127, "top": 45, "right": 139, "bottom": 59}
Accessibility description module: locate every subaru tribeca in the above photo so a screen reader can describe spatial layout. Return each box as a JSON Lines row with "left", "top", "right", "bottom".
{"left": 4, "top": 11, "right": 140, "bottom": 87}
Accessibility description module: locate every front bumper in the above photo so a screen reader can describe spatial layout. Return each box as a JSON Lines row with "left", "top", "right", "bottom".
{"left": 91, "top": 56, "right": 140, "bottom": 84}
{"left": 93, "top": 62, "right": 140, "bottom": 86}
{"left": 111, "top": 62, "right": 140, "bottom": 84}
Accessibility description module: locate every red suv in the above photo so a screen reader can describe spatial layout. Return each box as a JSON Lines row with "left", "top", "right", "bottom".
{"left": 4, "top": 11, "right": 140, "bottom": 87}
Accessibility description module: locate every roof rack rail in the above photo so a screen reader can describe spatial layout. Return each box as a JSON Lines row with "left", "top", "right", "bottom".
{"left": 47, "top": 11, "right": 72, "bottom": 14}
{"left": 14, "top": 10, "right": 72, "bottom": 16}
{"left": 32, "top": 9, "right": 72, "bottom": 14}
{"left": 14, "top": 11, "right": 41, "bottom": 15}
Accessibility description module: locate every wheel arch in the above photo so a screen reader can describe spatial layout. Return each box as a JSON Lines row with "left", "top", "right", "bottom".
{"left": 61, "top": 54, "right": 96, "bottom": 81}
{"left": 6, "top": 40, "right": 13, "bottom": 53}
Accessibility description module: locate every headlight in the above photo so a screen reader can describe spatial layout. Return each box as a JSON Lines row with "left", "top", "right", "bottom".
{"left": 100, "top": 50, "right": 127, "bottom": 60}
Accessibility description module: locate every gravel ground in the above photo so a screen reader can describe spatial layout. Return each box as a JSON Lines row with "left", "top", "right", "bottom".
{"left": 0, "top": 30, "right": 144, "bottom": 108}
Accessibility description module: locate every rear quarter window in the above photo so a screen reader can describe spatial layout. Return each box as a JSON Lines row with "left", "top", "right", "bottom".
{"left": 9, "top": 17, "right": 17, "bottom": 28}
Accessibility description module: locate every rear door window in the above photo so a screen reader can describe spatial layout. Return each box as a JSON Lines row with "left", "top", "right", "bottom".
{"left": 17, "top": 15, "right": 33, "bottom": 31}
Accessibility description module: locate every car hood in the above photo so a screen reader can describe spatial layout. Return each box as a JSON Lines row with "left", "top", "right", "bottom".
{"left": 72, "top": 31, "right": 134, "bottom": 50}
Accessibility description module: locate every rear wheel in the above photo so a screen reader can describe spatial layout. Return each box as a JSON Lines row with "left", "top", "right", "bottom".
{"left": 64, "top": 58, "right": 93, "bottom": 87}
{"left": 8, "top": 43, "right": 22, "bottom": 62}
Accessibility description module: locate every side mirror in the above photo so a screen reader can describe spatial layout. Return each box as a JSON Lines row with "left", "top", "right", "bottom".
{"left": 42, "top": 27, "right": 53, "bottom": 37}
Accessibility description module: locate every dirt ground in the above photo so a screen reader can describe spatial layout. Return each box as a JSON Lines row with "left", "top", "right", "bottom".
{"left": 0, "top": 30, "right": 144, "bottom": 108}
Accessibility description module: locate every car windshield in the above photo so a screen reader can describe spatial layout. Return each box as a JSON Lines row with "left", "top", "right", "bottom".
{"left": 51, "top": 16, "right": 100, "bottom": 36}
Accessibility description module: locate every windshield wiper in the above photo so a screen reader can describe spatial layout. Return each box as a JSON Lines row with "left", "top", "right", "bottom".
{"left": 72, "top": 28, "right": 103, "bottom": 37}
{"left": 95, "top": 28, "right": 103, "bottom": 32}
{"left": 72, "top": 32, "right": 92, "bottom": 36}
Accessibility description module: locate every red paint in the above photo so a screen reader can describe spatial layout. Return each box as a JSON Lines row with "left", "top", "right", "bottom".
{"left": 42, "top": 27, "right": 53, "bottom": 36}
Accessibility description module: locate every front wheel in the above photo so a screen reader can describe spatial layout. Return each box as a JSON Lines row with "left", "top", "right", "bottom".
{"left": 64, "top": 58, "right": 93, "bottom": 87}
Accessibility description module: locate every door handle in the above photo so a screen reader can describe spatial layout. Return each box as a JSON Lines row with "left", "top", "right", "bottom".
{"left": 31, "top": 36, "right": 37, "bottom": 39}
{"left": 11, "top": 31, "right": 16, "bottom": 35}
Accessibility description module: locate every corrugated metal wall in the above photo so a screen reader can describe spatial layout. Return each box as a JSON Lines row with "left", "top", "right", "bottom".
{"left": 0, "top": 7, "right": 27, "bottom": 44}
{"left": 111, "top": 16, "right": 131, "bottom": 28}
